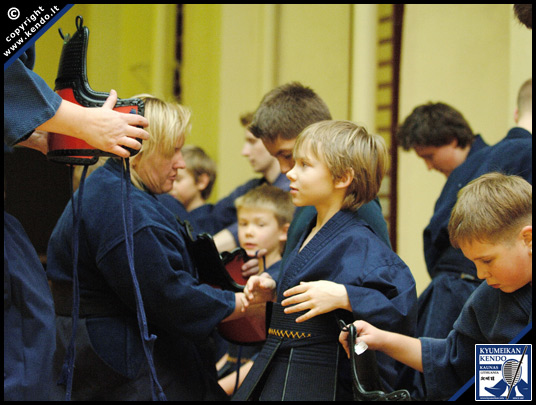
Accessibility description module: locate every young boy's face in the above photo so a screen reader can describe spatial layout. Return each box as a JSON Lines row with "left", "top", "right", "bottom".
{"left": 237, "top": 207, "right": 287, "bottom": 259}
{"left": 286, "top": 143, "right": 337, "bottom": 209}
{"left": 459, "top": 227, "right": 532, "bottom": 293}
{"left": 169, "top": 169, "right": 199, "bottom": 209}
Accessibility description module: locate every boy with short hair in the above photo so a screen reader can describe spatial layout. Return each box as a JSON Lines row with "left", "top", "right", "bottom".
{"left": 396, "top": 102, "right": 489, "bottom": 339}
{"left": 236, "top": 120, "right": 418, "bottom": 401}
{"left": 170, "top": 144, "right": 217, "bottom": 211}
{"left": 248, "top": 82, "right": 391, "bottom": 253}
{"left": 169, "top": 145, "right": 220, "bottom": 234}
{"left": 235, "top": 184, "right": 294, "bottom": 281}
{"left": 218, "top": 184, "right": 294, "bottom": 395}
{"left": 339, "top": 172, "right": 532, "bottom": 401}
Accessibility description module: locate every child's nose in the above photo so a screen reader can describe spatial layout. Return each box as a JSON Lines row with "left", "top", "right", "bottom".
{"left": 476, "top": 266, "right": 489, "bottom": 280}
{"left": 286, "top": 167, "right": 296, "bottom": 181}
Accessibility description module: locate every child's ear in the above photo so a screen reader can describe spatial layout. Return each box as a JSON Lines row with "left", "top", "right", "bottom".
{"left": 521, "top": 225, "right": 532, "bottom": 251}
{"left": 334, "top": 168, "right": 354, "bottom": 189}
{"left": 196, "top": 173, "right": 211, "bottom": 192}
{"left": 279, "top": 223, "right": 290, "bottom": 243}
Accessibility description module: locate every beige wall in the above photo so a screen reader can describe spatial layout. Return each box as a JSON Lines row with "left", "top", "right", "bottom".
{"left": 182, "top": 5, "right": 353, "bottom": 201}
{"left": 31, "top": 5, "right": 531, "bottom": 295}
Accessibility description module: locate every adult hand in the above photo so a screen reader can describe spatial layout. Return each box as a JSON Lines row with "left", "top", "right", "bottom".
{"left": 16, "top": 130, "right": 49, "bottom": 154}
{"left": 37, "top": 90, "right": 150, "bottom": 158}
{"left": 79, "top": 90, "right": 150, "bottom": 157}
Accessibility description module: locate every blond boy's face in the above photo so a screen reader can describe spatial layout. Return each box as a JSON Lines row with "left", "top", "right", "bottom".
{"left": 459, "top": 227, "right": 532, "bottom": 293}
{"left": 238, "top": 207, "right": 287, "bottom": 264}
{"left": 286, "top": 143, "right": 341, "bottom": 211}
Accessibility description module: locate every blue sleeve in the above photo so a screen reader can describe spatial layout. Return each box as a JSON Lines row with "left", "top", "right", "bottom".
{"left": 345, "top": 259, "right": 417, "bottom": 337}
{"left": 420, "top": 332, "right": 475, "bottom": 400}
{"left": 98, "top": 226, "right": 236, "bottom": 341}
{"left": 420, "top": 283, "right": 532, "bottom": 400}
{"left": 4, "top": 212, "right": 56, "bottom": 400}
{"left": 4, "top": 52, "right": 62, "bottom": 146}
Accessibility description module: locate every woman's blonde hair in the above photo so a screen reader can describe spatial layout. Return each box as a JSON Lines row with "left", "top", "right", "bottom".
{"left": 448, "top": 172, "right": 532, "bottom": 248}
{"left": 130, "top": 95, "right": 191, "bottom": 189}
{"left": 294, "top": 120, "right": 388, "bottom": 210}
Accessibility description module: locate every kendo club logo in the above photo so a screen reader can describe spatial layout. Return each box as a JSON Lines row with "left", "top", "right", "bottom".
{"left": 476, "top": 344, "right": 531, "bottom": 401}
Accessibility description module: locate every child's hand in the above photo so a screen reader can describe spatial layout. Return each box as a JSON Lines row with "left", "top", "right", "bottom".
{"left": 339, "top": 320, "right": 381, "bottom": 358}
{"left": 338, "top": 320, "right": 423, "bottom": 372}
{"left": 242, "top": 273, "right": 276, "bottom": 310}
{"left": 281, "top": 280, "right": 351, "bottom": 323}
{"left": 241, "top": 248, "right": 268, "bottom": 278}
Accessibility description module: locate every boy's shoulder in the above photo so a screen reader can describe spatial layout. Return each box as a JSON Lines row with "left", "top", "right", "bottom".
{"left": 289, "top": 199, "right": 391, "bottom": 249}
{"left": 455, "top": 282, "right": 532, "bottom": 343}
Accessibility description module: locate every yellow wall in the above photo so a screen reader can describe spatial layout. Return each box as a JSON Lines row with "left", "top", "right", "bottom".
{"left": 181, "top": 4, "right": 222, "bottom": 191}
{"left": 34, "top": 5, "right": 176, "bottom": 100}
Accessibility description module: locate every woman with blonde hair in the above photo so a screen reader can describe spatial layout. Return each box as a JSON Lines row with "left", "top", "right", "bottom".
{"left": 46, "top": 95, "right": 273, "bottom": 400}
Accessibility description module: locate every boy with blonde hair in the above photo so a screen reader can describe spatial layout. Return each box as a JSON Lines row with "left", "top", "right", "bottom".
{"left": 236, "top": 120, "right": 418, "bottom": 400}
{"left": 219, "top": 184, "right": 294, "bottom": 395}
{"left": 339, "top": 173, "right": 532, "bottom": 400}
{"left": 235, "top": 184, "right": 294, "bottom": 279}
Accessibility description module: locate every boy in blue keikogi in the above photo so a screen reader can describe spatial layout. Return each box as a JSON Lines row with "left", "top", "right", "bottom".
{"left": 339, "top": 173, "right": 532, "bottom": 400}
{"left": 218, "top": 184, "right": 294, "bottom": 394}
{"left": 234, "top": 120, "right": 418, "bottom": 401}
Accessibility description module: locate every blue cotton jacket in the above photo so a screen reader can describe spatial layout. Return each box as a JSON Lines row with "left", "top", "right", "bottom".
{"left": 47, "top": 158, "right": 236, "bottom": 400}
{"left": 421, "top": 282, "right": 532, "bottom": 400}
{"left": 235, "top": 210, "right": 418, "bottom": 400}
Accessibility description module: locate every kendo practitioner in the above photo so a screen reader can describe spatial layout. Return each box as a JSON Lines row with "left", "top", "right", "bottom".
{"left": 4, "top": 45, "right": 147, "bottom": 400}
{"left": 234, "top": 121, "right": 418, "bottom": 400}
{"left": 396, "top": 102, "right": 491, "bottom": 339}
{"left": 46, "top": 96, "right": 274, "bottom": 400}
